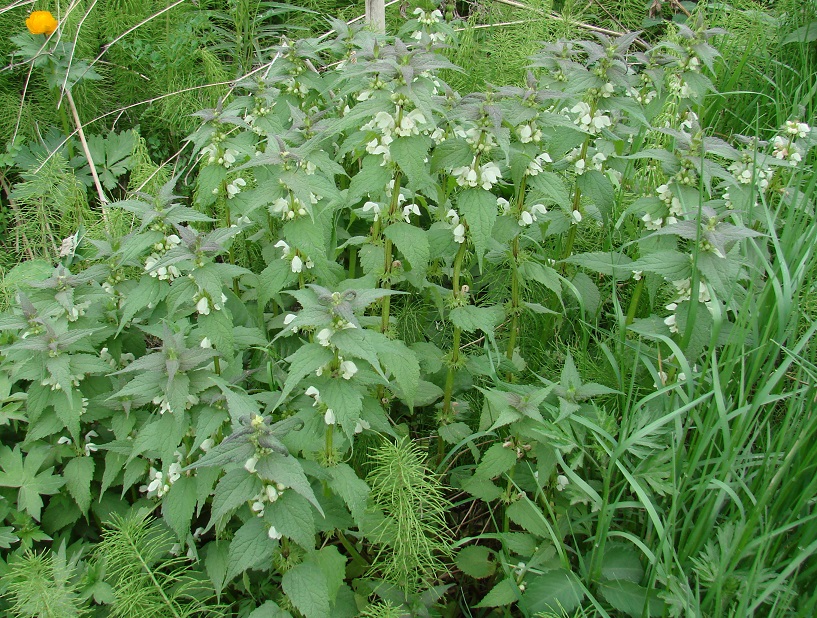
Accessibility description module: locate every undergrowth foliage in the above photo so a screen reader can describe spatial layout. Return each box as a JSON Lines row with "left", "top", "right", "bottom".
{"left": 1, "top": 6, "right": 816, "bottom": 617}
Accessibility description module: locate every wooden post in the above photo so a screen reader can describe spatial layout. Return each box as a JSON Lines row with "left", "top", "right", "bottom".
{"left": 365, "top": 0, "right": 386, "bottom": 33}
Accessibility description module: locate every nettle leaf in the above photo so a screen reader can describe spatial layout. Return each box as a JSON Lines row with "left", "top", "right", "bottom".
{"left": 0, "top": 526, "right": 19, "bottom": 549}
{"left": 118, "top": 275, "right": 165, "bottom": 335}
{"left": 475, "top": 443, "right": 517, "bottom": 480}
{"left": 597, "top": 580, "right": 665, "bottom": 617}
{"left": 327, "top": 463, "right": 370, "bottom": 529}
{"left": 265, "top": 491, "right": 315, "bottom": 550}
{"left": 129, "top": 413, "right": 186, "bottom": 463}
{"left": 506, "top": 496, "right": 551, "bottom": 538}
{"left": 521, "top": 569, "right": 585, "bottom": 616}
{"left": 529, "top": 171, "right": 570, "bottom": 207}
{"left": 64, "top": 456, "right": 95, "bottom": 515}
{"left": 629, "top": 250, "right": 691, "bottom": 280}
{"left": 258, "top": 259, "right": 297, "bottom": 308}
{"left": 384, "top": 222, "right": 430, "bottom": 281}
{"left": 0, "top": 445, "right": 64, "bottom": 521}
{"left": 599, "top": 544, "right": 644, "bottom": 583}
{"left": 162, "top": 475, "right": 197, "bottom": 539}
{"left": 279, "top": 344, "right": 335, "bottom": 405}
{"left": 209, "top": 469, "right": 263, "bottom": 530}
{"left": 205, "top": 540, "right": 230, "bottom": 595}
{"left": 449, "top": 305, "right": 504, "bottom": 335}
{"left": 369, "top": 335, "right": 420, "bottom": 408}
{"left": 391, "top": 135, "right": 436, "bottom": 193}
{"left": 184, "top": 432, "right": 255, "bottom": 471}
{"left": 475, "top": 578, "right": 520, "bottom": 608}
{"left": 577, "top": 169, "right": 615, "bottom": 222}
{"left": 518, "top": 261, "right": 562, "bottom": 300}
{"left": 255, "top": 452, "right": 323, "bottom": 515}
{"left": 565, "top": 251, "right": 633, "bottom": 280}
{"left": 281, "top": 559, "right": 329, "bottom": 618}
{"left": 430, "top": 137, "right": 472, "bottom": 172}
{"left": 458, "top": 188, "right": 497, "bottom": 270}
{"left": 226, "top": 517, "right": 276, "bottom": 582}
{"left": 456, "top": 545, "right": 496, "bottom": 579}
{"left": 199, "top": 310, "right": 234, "bottom": 358}
{"left": 320, "top": 379, "right": 363, "bottom": 439}
{"left": 348, "top": 155, "right": 393, "bottom": 204}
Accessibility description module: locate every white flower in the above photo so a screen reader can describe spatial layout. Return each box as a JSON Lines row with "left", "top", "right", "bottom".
{"left": 518, "top": 124, "right": 533, "bottom": 143}
{"left": 402, "top": 203, "right": 421, "bottom": 222}
{"left": 556, "top": 474, "right": 569, "bottom": 491}
{"left": 168, "top": 462, "right": 182, "bottom": 484}
{"left": 316, "top": 328, "right": 332, "bottom": 347}
{"left": 340, "top": 360, "right": 358, "bottom": 380}
{"left": 479, "top": 162, "right": 502, "bottom": 190}
{"left": 496, "top": 198, "right": 510, "bottom": 215}
{"left": 452, "top": 165, "right": 478, "bottom": 188}
{"left": 268, "top": 526, "right": 282, "bottom": 540}
{"left": 575, "top": 159, "right": 586, "bottom": 175}
{"left": 354, "top": 419, "right": 371, "bottom": 434}
{"left": 453, "top": 223, "right": 466, "bottom": 244}
{"left": 305, "top": 386, "right": 320, "bottom": 400}
{"left": 362, "top": 201, "right": 381, "bottom": 221}
{"left": 244, "top": 456, "right": 258, "bottom": 474}
{"left": 324, "top": 409, "right": 336, "bottom": 425}
{"left": 200, "top": 337, "right": 212, "bottom": 349}
{"left": 275, "top": 240, "right": 291, "bottom": 256}
{"left": 57, "top": 436, "right": 72, "bottom": 445}
{"left": 572, "top": 210, "right": 582, "bottom": 223}
{"left": 196, "top": 296, "right": 210, "bottom": 316}
{"left": 226, "top": 177, "right": 246, "bottom": 198}
{"left": 519, "top": 211, "right": 534, "bottom": 226}
{"left": 291, "top": 254, "right": 303, "bottom": 273}
{"left": 200, "top": 438, "right": 214, "bottom": 452}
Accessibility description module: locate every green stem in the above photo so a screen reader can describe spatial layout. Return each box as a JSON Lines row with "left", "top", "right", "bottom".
{"left": 442, "top": 241, "right": 468, "bottom": 417}
{"left": 337, "top": 530, "right": 369, "bottom": 568}
{"left": 506, "top": 236, "right": 520, "bottom": 380}
{"left": 379, "top": 171, "right": 402, "bottom": 334}
{"left": 625, "top": 278, "right": 644, "bottom": 326}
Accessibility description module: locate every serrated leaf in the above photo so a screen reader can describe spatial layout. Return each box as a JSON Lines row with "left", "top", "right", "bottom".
{"left": 0, "top": 526, "right": 19, "bottom": 549}
{"left": 226, "top": 517, "right": 275, "bottom": 582}
{"left": 600, "top": 544, "right": 644, "bottom": 583}
{"left": 259, "top": 259, "right": 297, "bottom": 308}
{"left": 266, "top": 491, "right": 316, "bottom": 549}
{"left": 247, "top": 601, "right": 292, "bottom": 618}
{"left": 384, "top": 222, "right": 430, "bottom": 281}
{"left": 458, "top": 188, "right": 497, "bottom": 270}
{"left": 518, "top": 261, "right": 562, "bottom": 299}
{"left": 281, "top": 560, "right": 329, "bottom": 618}
{"left": 209, "top": 469, "right": 262, "bottom": 530}
{"left": 475, "top": 578, "right": 519, "bottom": 608}
{"left": 370, "top": 336, "right": 420, "bottom": 408}
{"left": 456, "top": 545, "right": 496, "bottom": 579}
{"left": 565, "top": 251, "right": 633, "bottom": 280}
{"left": 390, "top": 135, "right": 435, "bottom": 193}
{"left": 475, "top": 443, "right": 517, "bottom": 480}
{"left": 506, "top": 496, "right": 551, "bottom": 537}
{"left": 310, "top": 546, "right": 346, "bottom": 605}
{"left": 597, "top": 580, "right": 665, "bottom": 617}
{"left": 449, "top": 305, "right": 504, "bottom": 335}
{"left": 255, "top": 452, "right": 323, "bottom": 516}
{"left": 320, "top": 379, "right": 363, "bottom": 439}
{"left": 64, "top": 456, "right": 94, "bottom": 515}
{"left": 348, "top": 155, "right": 393, "bottom": 204}
{"left": 328, "top": 463, "right": 370, "bottom": 529}
{"left": 205, "top": 540, "right": 230, "bottom": 595}
{"left": 199, "top": 310, "right": 234, "bottom": 358}
{"left": 529, "top": 171, "right": 570, "bottom": 206}
{"left": 279, "top": 344, "right": 335, "bottom": 405}
{"left": 577, "top": 169, "right": 615, "bottom": 222}
{"left": 629, "top": 250, "right": 691, "bottom": 280}
{"left": 521, "top": 569, "right": 584, "bottom": 615}
{"left": 162, "top": 475, "right": 197, "bottom": 539}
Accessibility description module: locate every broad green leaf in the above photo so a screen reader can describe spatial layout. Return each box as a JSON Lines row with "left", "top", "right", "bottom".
{"left": 475, "top": 443, "right": 517, "bottom": 480}
{"left": 162, "top": 475, "right": 197, "bottom": 539}
{"left": 507, "top": 496, "right": 551, "bottom": 538}
{"left": 247, "top": 601, "right": 293, "bottom": 618}
{"left": 64, "top": 456, "right": 94, "bottom": 515}
{"left": 0, "top": 445, "right": 64, "bottom": 521}
{"left": 0, "top": 526, "right": 19, "bottom": 549}
{"left": 458, "top": 188, "right": 497, "bottom": 270}
{"left": 518, "top": 261, "right": 562, "bottom": 300}
{"left": 199, "top": 310, "right": 234, "bottom": 358}
{"left": 475, "top": 578, "right": 519, "bottom": 608}
{"left": 226, "top": 517, "right": 276, "bottom": 582}
{"left": 565, "top": 251, "right": 633, "bottom": 280}
{"left": 456, "top": 545, "right": 496, "bottom": 579}
{"left": 279, "top": 344, "right": 335, "bottom": 405}
{"left": 449, "top": 305, "right": 504, "bottom": 335}
{"left": 600, "top": 544, "right": 644, "bottom": 583}
{"left": 130, "top": 413, "right": 186, "bottom": 462}
{"left": 384, "top": 222, "right": 430, "bottom": 281}
{"left": 348, "top": 155, "right": 393, "bottom": 204}
{"left": 521, "top": 569, "right": 584, "bottom": 615}
{"left": 629, "top": 250, "right": 691, "bottom": 280}
{"left": 258, "top": 259, "right": 297, "bottom": 308}
{"left": 390, "top": 135, "right": 435, "bottom": 193}
{"left": 320, "top": 379, "right": 363, "bottom": 439}
{"left": 370, "top": 336, "right": 420, "bottom": 408}
{"left": 310, "top": 546, "right": 347, "bottom": 605}
{"left": 529, "top": 171, "right": 570, "bottom": 207}
{"left": 255, "top": 452, "right": 323, "bottom": 515}
{"left": 281, "top": 560, "right": 330, "bottom": 618}
{"left": 328, "top": 463, "right": 370, "bottom": 529}
{"left": 266, "top": 491, "right": 316, "bottom": 550}
{"left": 205, "top": 540, "right": 230, "bottom": 595}
{"left": 597, "top": 580, "right": 665, "bottom": 617}
{"left": 577, "top": 169, "right": 615, "bottom": 222}
{"left": 209, "top": 469, "right": 262, "bottom": 530}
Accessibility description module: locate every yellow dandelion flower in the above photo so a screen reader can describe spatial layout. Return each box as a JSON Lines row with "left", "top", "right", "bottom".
{"left": 26, "top": 11, "right": 58, "bottom": 36}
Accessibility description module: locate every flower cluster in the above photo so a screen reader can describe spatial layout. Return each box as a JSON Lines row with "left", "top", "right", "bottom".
{"left": 144, "top": 233, "right": 182, "bottom": 281}
{"left": 275, "top": 240, "right": 314, "bottom": 273}
{"left": 141, "top": 455, "right": 184, "bottom": 499}
{"left": 664, "top": 278, "right": 713, "bottom": 334}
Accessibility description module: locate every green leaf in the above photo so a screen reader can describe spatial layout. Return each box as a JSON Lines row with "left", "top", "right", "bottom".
{"left": 247, "top": 601, "right": 293, "bottom": 618}
{"left": 162, "top": 475, "right": 197, "bottom": 539}
{"left": 384, "top": 222, "right": 430, "bottom": 281}
{"left": 370, "top": 336, "right": 420, "bottom": 408}
{"left": 255, "top": 452, "right": 323, "bottom": 516}
{"left": 577, "top": 169, "right": 615, "bottom": 222}
{"left": 0, "top": 526, "right": 19, "bottom": 549}
{"left": 529, "top": 171, "right": 570, "bottom": 207}
{"left": 348, "top": 155, "right": 393, "bottom": 204}
{"left": 281, "top": 560, "right": 330, "bottom": 618}
{"left": 518, "top": 261, "right": 562, "bottom": 300}
{"left": 458, "top": 188, "right": 497, "bottom": 270}
{"left": 629, "top": 250, "right": 691, "bottom": 280}
{"left": 266, "top": 491, "right": 316, "bottom": 549}
{"left": 521, "top": 569, "right": 584, "bottom": 615}
{"left": 130, "top": 413, "right": 186, "bottom": 463}
{"left": 258, "top": 259, "right": 297, "bottom": 308}
{"left": 565, "top": 251, "right": 633, "bottom": 280}
{"left": 208, "top": 469, "right": 262, "bottom": 530}
{"left": 475, "top": 443, "right": 517, "bottom": 480}
{"left": 0, "top": 446, "right": 65, "bottom": 521}
{"left": 118, "top": 275, "right": 164, "bottom": 334}
{"left": 430, "top": 137, "right": 472, "bottom": 172}
{"left": 226, "top": 517, "right": 275, "bottom": 582}
{"left": 449, "top": 305, "right": 504, "bottom": 335}
{"left": 279, "top": 344, "right": 335, "bottom": 405}
{"left": 390, "top": 136, "right": 435, "bottom": 193}
{"left": 310, "top": 546, "right": 347, "bottom": 605}
{"left": 205, "top": 540, "right": 230, "bottom": 595}
{"left": 506, "top": 496, "right": 551, "bottom": 538}
{"left": 597, "top": 580, "right": 665, "bottom": 617}
{"left": 475, "top": 578, "right": 519, "bottom": 608}
{"left": 320, "top": 379, "right": 363, "bottom": 439}
{"left": 327, "top": 463, "right": 370, "bottom": 529}
{"left": 199, "top": 310, "right": 234, "bottom": 358}
{"left": 64, "top": 456, "right": 94, "bottom": 515}
{"left": 600, "top": 544, "right": 644, "bottom": 583}
{"left": 456, "top": 545, "right": 496, "bottom": 579}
